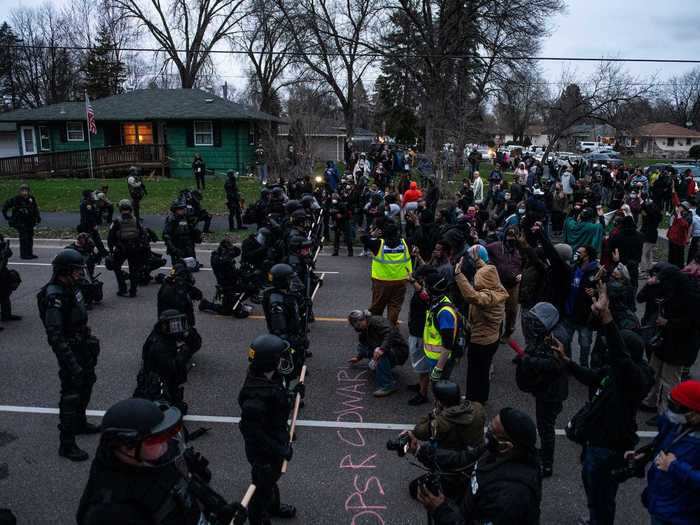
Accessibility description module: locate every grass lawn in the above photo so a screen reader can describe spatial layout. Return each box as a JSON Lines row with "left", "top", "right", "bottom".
{"left": 0, "top": 176, "right": 262, "bottom": 215}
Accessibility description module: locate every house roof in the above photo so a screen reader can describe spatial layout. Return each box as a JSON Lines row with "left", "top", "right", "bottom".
{"left": 278, "top": 119, "right": 375, "bottom": 138}
{"left": 636, "top": 122, "right": 700, "bottom": 138}
{"left": 0, "top": 89, "right": 286, "bottom": 123}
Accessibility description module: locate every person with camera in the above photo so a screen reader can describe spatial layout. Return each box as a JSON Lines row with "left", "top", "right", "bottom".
{"left": 77, "top": 398, "right": 246, "bottom": 525}
{"left": 347, "top": 309, "right": 408, "bottom": 397}
{"left": 637, "top": 380, "right": 700, "bottom": 525}
{"left": 416, "top": 407, "right": 542, "bottom": 525}
{"left": 0, "top": 233, "right": 21, "bottom": 327}
{"left": 454, "top": 245, "right": 508, "bottom": 403}
{"left": 552, "top": 281, "right": 654, "bottom": 525}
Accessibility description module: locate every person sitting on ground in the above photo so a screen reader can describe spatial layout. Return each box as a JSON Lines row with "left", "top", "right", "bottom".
{"left": 347, "top": 309, "right": 409, "bottom": 397}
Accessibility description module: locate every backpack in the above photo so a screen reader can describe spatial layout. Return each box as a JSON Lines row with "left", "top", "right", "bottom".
{"left": 565, "top": 376, "right": 614, "bottom": 445}
{"left": 430, "top": 300, "right": 468, "bottom": 360}
{"left": 514, "top": 354, "right": 547, "bottom": 394}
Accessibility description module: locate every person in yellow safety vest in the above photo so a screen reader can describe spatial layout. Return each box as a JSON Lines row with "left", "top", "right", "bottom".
{"left": 422, "top": 271, "right": 461, "bottom": 384}
{"left": 362, "top": 220, "right": 412, "bottom": 326}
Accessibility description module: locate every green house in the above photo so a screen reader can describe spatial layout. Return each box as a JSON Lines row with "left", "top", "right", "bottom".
{"left": 0, "top": 88, "right": 284, "bottom": 178}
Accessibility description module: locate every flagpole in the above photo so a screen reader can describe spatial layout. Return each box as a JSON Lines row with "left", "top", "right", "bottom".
{"left": 85, "top": 90, "right": 95, "bottom": 179}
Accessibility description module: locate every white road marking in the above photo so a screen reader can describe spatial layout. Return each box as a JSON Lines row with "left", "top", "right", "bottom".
{"left": 0, "top": 404, "right": 659, "bottom": 437}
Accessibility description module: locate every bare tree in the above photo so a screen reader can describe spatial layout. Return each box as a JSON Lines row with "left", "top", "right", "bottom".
{"left": 655, "top": 68, "right": 700, "bottom": 129}
{"left": 275, "top": 0, "right": 379, "bottom": 139}
{"left": 110, "top": 0, "right": 247, "bottom": 88}
{"left": 544, "top": 62, "right": 655, "bottom": 159}
{"left": 494, "top": 64, "right": 547, "bottom": 143}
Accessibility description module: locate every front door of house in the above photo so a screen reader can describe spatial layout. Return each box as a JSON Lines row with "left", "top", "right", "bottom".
{"left": 20, "top": 126, "right": 36, "bottom": 155}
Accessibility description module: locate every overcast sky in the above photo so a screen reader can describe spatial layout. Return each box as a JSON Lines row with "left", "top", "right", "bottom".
{"left": 1, "top": 0, "right": 699, "bottom": 93}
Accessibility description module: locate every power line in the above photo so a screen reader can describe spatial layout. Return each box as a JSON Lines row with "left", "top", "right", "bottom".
{"left": 4, "top": 43, "right": 700, "bottom": 64}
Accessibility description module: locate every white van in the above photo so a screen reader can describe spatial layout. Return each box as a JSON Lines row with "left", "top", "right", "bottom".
{"left": 578, "top": 141, "right": 599, "bottom": 152}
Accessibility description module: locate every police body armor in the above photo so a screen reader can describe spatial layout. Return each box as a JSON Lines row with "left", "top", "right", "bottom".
{"left": 76, "top": 449, "right": 201, "bottom": 525}
{"left": 262, "top": 290, "right": 307, "bottom": 375}
{"left": 135, "top": 331, "right": 189, "bottom": 413}
{"left": 117, "top": 217, "right": 140, "bottom": 245}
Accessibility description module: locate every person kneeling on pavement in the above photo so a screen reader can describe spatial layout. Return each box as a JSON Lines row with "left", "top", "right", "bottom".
{"left": 635, "top": 380, "right": 700, "bottom": 525}
{"left": 348, "top": 309, "right": 409, "bottom": 397}
{"left": 404, "top": 380, "right": 485, "bottom": 501}
{"left": 416, "top": 407, "right": 542, "bottom": 525}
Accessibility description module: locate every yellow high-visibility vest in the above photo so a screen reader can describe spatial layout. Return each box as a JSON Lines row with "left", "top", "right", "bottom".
{"left": 423, "top": 298, "right": 457, "bottom": 360}
{"left": 371, "top": 239, "right": 412, "bottom": 281}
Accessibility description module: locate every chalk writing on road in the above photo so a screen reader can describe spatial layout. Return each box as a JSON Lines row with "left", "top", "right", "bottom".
{"left": 335, "top": 366, "right": 387, "bottom": 524}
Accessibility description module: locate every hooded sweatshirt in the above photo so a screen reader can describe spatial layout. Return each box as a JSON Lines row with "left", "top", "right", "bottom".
{"left": 412, "top": 400, "right": 486, "bottom": 450}
{"left": 402, "top": 181, "right": 422, "bottom": 206}
{"left": 455, "top": 259, "right": 508, "bottom": 344}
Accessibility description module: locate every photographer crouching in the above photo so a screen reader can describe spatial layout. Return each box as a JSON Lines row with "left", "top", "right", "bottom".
{"left": 414, "top": 407, "right": 542, "bottom": 524}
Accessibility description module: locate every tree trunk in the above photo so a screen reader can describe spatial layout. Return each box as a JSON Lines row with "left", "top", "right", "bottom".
{"left": 344, "top": 104, "right": 355, "bottom": 143}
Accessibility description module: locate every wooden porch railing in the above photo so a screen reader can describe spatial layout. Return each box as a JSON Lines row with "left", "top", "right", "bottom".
{"left": 0, "top": 144, "right": 167, "bottom": 178}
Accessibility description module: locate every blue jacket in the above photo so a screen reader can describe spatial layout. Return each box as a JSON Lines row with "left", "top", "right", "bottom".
{"left": 324, "top": 164, "right": 340, "bottom": 191}
{"left": 642, "top": 415, "right": 700, "bottom": 524}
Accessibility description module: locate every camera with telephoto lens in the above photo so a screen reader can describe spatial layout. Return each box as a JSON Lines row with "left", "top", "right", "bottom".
{"left": 386, "top": 433, "right": 411, "bottom": 457}
{"left": 610, "top": 444, "right": 654, "bottom": 483}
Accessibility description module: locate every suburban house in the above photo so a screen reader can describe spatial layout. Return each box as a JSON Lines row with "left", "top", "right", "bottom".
{"left": 0, "top": 88, "right": 284, "bottom": 177}
{"left": 494, "top": 124, "right": 549, "bottom": 147}
{"left": 278, "top": 119, "right": 375, "bottom": 164}
{"left": 633, "top": 122, "right": 700, "bottom": 158}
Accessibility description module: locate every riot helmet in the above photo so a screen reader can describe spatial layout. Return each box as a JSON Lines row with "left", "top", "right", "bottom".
{"left": 100, "top": 398, "right": 184, "bottom": 468}
{"left": 52, "top": 249, "right": 85, "bottom": 276}
{"left": 255, "top": 227, "right": 271, "bottom": 246}
{"left": 285, "top": 200, "right": 302, "bottom": 215}
{"left": 289, "top": 235, "right": 312, "bottom": 256}
{"left": 269, "top": 263, "right": 295, "bottom": 289}
{"left": 158, "top": 309, "right": 189, "bottom": 336}
{"left": 247, "top": 334, "right": 288, "bottom": 373}
{"left": 118, "top": 199, "right": 132, "bottom": 212}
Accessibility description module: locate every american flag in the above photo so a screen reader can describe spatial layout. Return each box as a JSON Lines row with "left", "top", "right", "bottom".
{"left": 85, "top": 93, "right": 97, "bottom": 135}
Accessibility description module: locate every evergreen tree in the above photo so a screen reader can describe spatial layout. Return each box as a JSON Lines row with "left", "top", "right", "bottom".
{"left": 82, "top": 24, "right": 126, "bottom": 99}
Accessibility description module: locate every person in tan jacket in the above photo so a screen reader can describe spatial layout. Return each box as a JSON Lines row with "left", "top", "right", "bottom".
{"left": 455, "top": 244, "right": 508, "bottom": 403}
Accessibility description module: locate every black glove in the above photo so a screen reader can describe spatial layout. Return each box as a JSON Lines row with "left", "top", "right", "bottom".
{"left": 184, "top": 447, "right": 212, "bottom": 483}
{"left": 294, "top": 382, "right": 306, "bottom": 399}
{"left": 280, "top": 443, "right": 293, "bottom": 462}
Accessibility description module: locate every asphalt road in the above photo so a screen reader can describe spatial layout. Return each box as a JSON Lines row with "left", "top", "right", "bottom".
{"left": 0, "top": 239, "right": 677, "bottom": 525}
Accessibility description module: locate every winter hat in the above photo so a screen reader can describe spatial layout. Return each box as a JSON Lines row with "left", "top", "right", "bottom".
{"left": 499, "top": 408, "right": 537, "bottom": 451}
{"left": 410, "top": 181, "right": 417, "bottom": 190}
{"left": 670, "top": 380, "right": 700, "bottom": 413}
{"left": 469, "top": 244, "right": 489, "bottom": 263}
{"left": 529, "top": 302, "right": 560, "bottom": 332}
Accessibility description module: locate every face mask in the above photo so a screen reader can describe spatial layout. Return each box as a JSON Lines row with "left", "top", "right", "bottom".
{"left": 666, "top": 409, "right": 687, "bottom": 425}
{"left": 484, "top": 429, "right": 510, "bottom": 455}
{"left": 518, "top": 208, "right": 525, "bottom": 215}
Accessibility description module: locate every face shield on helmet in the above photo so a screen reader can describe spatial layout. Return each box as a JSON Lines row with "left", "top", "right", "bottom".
{"left": 160, "top": 312, "right": 189, "bottom": 336}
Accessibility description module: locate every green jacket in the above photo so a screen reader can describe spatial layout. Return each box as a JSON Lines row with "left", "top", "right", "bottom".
{"left": 413, "top": 401, "right": 485, "bottom": 450}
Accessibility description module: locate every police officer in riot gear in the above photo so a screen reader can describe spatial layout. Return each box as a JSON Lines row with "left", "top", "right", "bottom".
{"left": 330, "top": 191, "right": 354, "bottom": 256}
{"left": 163, "top": 200, "right": 201, "bottom": 267}
{"left": 180, "top": 189, "right": 212, "bottom": 234}
{"left": 77, "top": 398, "right": 247, "bottom": 525}
{"left": 199, "top": 238, "right": 249, "bottom": 318}
{"left": 2, "top": 183, "right": 40, "bottom": 259}
{"left": 0, "top": 233, "right": 21, "bottom": 325}
{"left": 225, "top": 170, "right": 246, "bottom": 231}
{"left": 108, "top": 199, "right": 145, "bottom": 297}
{"left": 157, "top": 258, "right": 203, "bottom": 363}
{"left": 66, "top": 233, "right": 103, "bottom": 308}
{"left": 127, "top": 166, "right": 147, "bottom": 221}
{"left": 262, "top": 264, "right": 310, "bottom": 374}
{"left": 39, "top": 249, "right": 101, "bottom": 461}
{"left": 79, "top": 190, "right": 109, "bottom": 257}
{"left": 239, "top": 335, "right": 301, "bottom": 525}
{"left": 134, "top": 310, "right": 192, "bottom": 414}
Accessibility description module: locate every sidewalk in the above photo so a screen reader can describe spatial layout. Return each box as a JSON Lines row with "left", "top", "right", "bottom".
{"left": 29, "top": 211, "right": 232, "bottom": 233}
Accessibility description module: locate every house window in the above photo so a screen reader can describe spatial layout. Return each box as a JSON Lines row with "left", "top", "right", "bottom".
{"left": 66, "top": 122, "right": 84, "bottom": 141}
{"left": 39, "top": 126, "right": 50, "bottom": 151}
{"left": 122, "top": 122, "right": 153, "bottom": 145}
{"left": 667, "top": 137, "right": 675, "bottom": 147}
{"left": 194, "top": 120, "right": 213, "bottom": 146}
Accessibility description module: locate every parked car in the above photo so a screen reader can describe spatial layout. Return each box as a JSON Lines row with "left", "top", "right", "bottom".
{"left": 578, "top": 141, "right": 600, "bottom": 153}
{"left": 586, "top": 152, "right": 624, "bottom": 169}
{"left": 673, "top": 164, "right": 700, "bottom": 184}
{"left": 644, "top": 163, "right": 677, "bottom": 177}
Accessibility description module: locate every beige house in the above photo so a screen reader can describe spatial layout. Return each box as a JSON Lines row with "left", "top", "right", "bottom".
{"left": 635, "top": 122, "right": 700, "bottom": 158}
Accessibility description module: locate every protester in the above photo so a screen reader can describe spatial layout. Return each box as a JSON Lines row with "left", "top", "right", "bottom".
{"left": 487, "top": 225, "right": 522, "bottom": 343}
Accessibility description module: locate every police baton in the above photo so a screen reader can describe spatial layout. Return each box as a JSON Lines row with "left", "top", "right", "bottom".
{"left": 228, "top": 484, "right": 256, "bottom": 525}
{"left": 310, "top": 274, "right": 325, "bottom": 302}
{"left": 281, "top": 365, "right": 307, "bottom": 474}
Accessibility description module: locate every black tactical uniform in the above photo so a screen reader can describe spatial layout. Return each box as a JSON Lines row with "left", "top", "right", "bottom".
{"left": 330, "top": 192, "right": 354, "bottom": 256}
{"left": 134, "top": 310, "right": 191, "bottom": 414}
{"left": 79, "top": 190, "right": 108, "bottom": 257}
{"left": 181, "top": 189, "right": 212, "bottom": 234}
{"left": 239, "top": 335, "right": 299, "bottom": 525}
{"left": 225, "top": 170, "right": 246, "bottom": 230}
{"left": 262, "top": 264, "right": 309, "bottom": 376}
{"left": 157, "top": 261, "right": 203, "bottom": 361}
{"left": 108, "top": 200, "right": 145, "bottom": 297}
{"left": 199, "top": 239, "right": 248, "bottom": 317}
{"left": 127, "top": 167, "right": 147, "bottom": 221}
{"left": 163, "top": 202, "right": 200, "bottom": 266}
{"left": 2, "top": 184, "right": 40, "bottom": 259}
{"left": 77, "top": 399, "right": 246, "bottom": 525}
{"left": 0, "top": 234, "right": 21, "bottom": 324}
{"left": 192, "top": 154, "right": 206, "bottom": 190}
{"left": 39, "top": 249, "right": 101, "bottom": 461}
{"left": 65, "top": 233, "right": 103, "bottom": 308}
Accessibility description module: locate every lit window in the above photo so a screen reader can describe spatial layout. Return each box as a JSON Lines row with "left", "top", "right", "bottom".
{"left": 39, "top": 126, "right": 50, "bottom": 151}
{"left": 122, "top": 122, "right": 153, "bottom": 145}
{"left": 66, "top": 122, "right": 84, "bottom": 141}
{"left": 194, "top": 120, "right": 213, "bottom": 146}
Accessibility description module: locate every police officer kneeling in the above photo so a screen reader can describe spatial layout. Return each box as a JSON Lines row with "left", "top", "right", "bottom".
{"left": 239, "top": 335, "right": 302, "bottom": 525}
{"left": 77, "top": 398, "right": 246, "bottom": 525}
